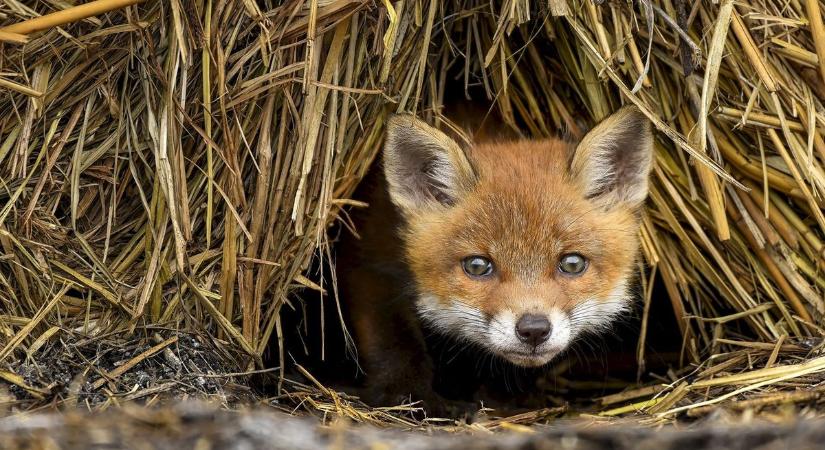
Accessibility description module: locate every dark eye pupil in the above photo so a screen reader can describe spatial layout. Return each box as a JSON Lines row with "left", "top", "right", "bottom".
{"left": 463, "top": 256, "right": 492, "bottom": 277}
{"left": 559, "top": 254, "right": 587, "bottom": 274}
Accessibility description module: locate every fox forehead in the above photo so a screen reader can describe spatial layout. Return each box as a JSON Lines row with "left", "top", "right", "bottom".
{"left": 407, "top": 137, "right": 639, "bottom": 268}
{"left": 470, "top": 138, "right": 572, "bottom": 185}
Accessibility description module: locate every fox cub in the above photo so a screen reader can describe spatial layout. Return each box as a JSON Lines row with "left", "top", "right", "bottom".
{"left": 336, "top": 106, "right": 654, "bottom": 414}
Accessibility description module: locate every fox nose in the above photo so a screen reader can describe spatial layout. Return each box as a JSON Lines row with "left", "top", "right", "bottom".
{"left": 515, "top": 314, "right": 552, "bottom": 347}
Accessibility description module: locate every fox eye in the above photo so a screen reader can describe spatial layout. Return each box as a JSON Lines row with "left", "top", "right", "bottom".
{"left": 558, "top": 253, "right": 588, "bottom": 276}
{"left": 462, "top": 256, "right": 494, "bottom": 278}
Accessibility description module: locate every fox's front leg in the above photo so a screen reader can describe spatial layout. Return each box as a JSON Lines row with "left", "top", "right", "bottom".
{"left": 346, "top": 280, "right": 451, "bottom": 415}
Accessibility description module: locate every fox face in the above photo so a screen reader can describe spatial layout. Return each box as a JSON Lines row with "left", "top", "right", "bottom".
{"left": 383, "top": 107, "right": 654, "bottom": 367}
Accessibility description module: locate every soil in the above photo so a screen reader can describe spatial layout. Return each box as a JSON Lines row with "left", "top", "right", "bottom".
{"left": 2, "top": 329, "right": 259, "bottom": 411}
{"left": 4, "top": 329, "right": 825, "bottom": 449}
{"left": 1, "top": 403, "right": 823, "bottom": 450}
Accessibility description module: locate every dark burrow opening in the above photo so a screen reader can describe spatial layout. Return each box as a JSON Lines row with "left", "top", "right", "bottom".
{"left": 266, "top": 131, "right": 684, "bottom": 417}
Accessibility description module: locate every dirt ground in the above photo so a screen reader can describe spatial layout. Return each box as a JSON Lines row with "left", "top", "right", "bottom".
{"left": 2, "top": 403, "right": 824, "bottom": 450}
{"left": 5, "top": 329, "right": 825, "bottom": 449}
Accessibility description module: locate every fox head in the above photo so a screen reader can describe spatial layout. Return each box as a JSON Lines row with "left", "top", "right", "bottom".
{"left": 383, "top": 107, "right": 654, "bottom": 367}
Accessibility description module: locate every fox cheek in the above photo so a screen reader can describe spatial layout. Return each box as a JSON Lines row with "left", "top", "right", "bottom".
{"left": 570, "top": 106, "right": 654, "bottom": 208}
{"left": 382, "top": 114, "right": 477, "bottom": 216}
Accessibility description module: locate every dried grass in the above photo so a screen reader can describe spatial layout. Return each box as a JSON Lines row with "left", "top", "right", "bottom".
{"left": 1, "top": 0, "right": 825, "bottom": 425}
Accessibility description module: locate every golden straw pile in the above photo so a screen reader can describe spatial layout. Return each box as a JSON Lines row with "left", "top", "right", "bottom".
{"left": 2, "top": 0, "right": 825, "bottom": 423}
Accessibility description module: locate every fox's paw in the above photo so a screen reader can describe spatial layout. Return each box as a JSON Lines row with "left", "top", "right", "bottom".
{"left": 362, "top": 385, "right": 477, "bottom": 421}
{"left": 423, "top": 396, "right": 477, "bottom": 422}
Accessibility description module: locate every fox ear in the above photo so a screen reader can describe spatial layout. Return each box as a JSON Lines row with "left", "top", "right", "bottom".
{"left": 571, "top": 106, "right": 654, "bottom": 208}
{"left": 383, "top": 114, "right": 476, "bottom": 215}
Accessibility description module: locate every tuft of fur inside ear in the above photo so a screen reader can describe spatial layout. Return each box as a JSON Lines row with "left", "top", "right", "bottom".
{"left": 383, "top": 114, "right": 476, "bottom": 215}
{"left": 570, "top": 106, "right": 654, "bottom": 208}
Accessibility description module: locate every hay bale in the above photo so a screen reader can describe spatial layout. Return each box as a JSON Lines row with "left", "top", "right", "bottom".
{"left": 1, "top": 0, "right": 824, "bottom": 419}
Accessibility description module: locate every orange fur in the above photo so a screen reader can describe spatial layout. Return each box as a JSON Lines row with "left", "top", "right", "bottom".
{"left": 405, "top": 139, "right": 639, "bottom": 319}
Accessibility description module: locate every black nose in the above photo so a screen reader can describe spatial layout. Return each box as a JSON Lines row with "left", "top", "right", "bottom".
{"left": 516, "top": 314, "right": 552, "bottom": 347}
